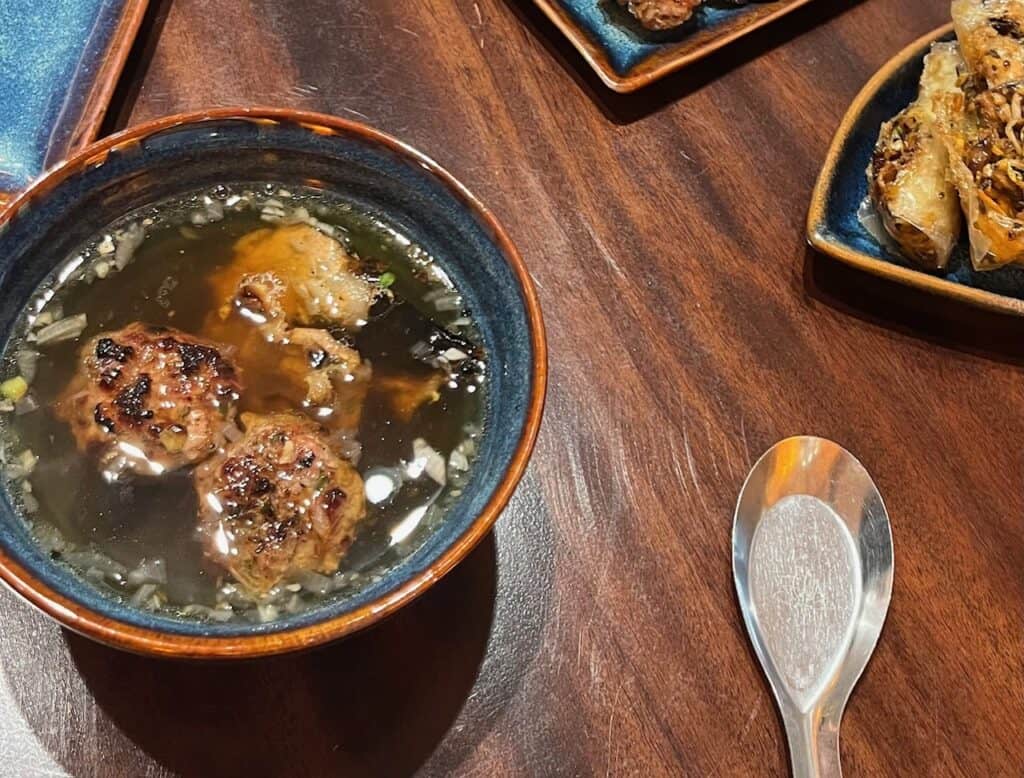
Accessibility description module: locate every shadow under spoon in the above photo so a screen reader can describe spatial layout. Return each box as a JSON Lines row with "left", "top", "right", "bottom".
{"left": 733, "top": 436, "right": 894, "bottom": 777}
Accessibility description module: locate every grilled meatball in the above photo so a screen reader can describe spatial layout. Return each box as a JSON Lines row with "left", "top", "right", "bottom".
{"left": 617, "top": 0, "right": 701, "bottom": 30}
{"left": 203, "top": 271, "right": 372, "bottom": 431}
{"left": 207, "top": 224, "right": 378, "bottom": 329}
{"left": 194, "top": 412, "right": 366, "bottom": 594}
{"left": 56, "top": 323, "right": 242, "bottom": 479}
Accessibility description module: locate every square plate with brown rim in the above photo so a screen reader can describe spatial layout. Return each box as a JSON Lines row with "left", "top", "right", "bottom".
{"left": 0, "top": 0, "right": 148, "bottom": 203}
{"left": 807, "top": 23, "right": 1024, "bottom": 317}
{"left": 531, "top": 0, "right": 814, "bottom": 92}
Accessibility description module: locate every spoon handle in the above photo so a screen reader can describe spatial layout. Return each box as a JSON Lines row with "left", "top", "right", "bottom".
{"left": 785, "top": 711, "right": 842, "bottom": 778}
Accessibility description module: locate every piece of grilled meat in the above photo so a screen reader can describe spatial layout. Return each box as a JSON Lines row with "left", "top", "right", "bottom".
{"left": 617, "top": 0, "right": 701, "bottom": 30}
{"left": 194, "top": 412, "right": 366, "bottom": 595}
{"left": 207, "top": 223, "right": 378, "bottom": 330}
{"left": 56, "top": 323, "right": 242, "bottom": 479}
{"left": 204, "top": 271, "right": 371, "bottom": 431}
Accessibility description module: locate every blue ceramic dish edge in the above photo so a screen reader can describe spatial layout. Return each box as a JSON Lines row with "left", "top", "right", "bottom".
{"left": 0, "top": 0, "right": 149, "bottom": 198}
{"left": 807, "top": 22, "right": 1024, "bottom": 317}
{"left": 531, "top": 0, "right": 815, "bottom": 92}
{"left": 0, "top": 108, "right": 548, "bottom": 658}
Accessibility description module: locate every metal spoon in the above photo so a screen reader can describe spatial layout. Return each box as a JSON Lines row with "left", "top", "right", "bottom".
{"left": 733, "top": 436, "right": 893, "bottom": 778}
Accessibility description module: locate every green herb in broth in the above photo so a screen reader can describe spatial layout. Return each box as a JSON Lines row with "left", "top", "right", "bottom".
{"left": 0, "top": 184, "right": 486, "bottom": 624}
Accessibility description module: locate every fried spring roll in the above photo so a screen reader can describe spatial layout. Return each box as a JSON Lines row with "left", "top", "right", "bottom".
{"left": 868, "top": 42, "right": 963, "bottom": 269}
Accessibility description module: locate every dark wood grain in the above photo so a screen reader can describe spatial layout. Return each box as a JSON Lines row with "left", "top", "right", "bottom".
{"left": 2, "top": 0, "right": 1022, "bottom": 775}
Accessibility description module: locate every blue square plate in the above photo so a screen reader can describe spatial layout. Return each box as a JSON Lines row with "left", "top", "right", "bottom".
{"left": 532, "top": 0, "right": 814, "bottom": 92}
{"left": 808, "top": 23, "right": 1024, "bottom": 317}
{"left": 0, "top": 0, "right": 147, "bottom": 201}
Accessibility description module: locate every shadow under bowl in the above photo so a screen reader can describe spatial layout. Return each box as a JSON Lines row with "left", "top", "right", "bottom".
{"left": 0, "top": 107, "right": 546, "bottom": 659}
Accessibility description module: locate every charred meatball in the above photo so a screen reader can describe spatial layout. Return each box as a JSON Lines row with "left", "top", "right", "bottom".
{"left": 618, "top": 0, "right": 700, "bottom": 30}
{"left": 194, "top": 412, "right": 366, "bottom": 594}
{"left": 57, "top": 323, "right": 242, "bottom": 479}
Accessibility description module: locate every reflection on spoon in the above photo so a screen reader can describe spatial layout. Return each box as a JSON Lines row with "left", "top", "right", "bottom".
{"left": 734, "top": 436, "right": 893, "bottom": 778}
{"left": 750, "top": 495, "right": 861, "bottom": 713}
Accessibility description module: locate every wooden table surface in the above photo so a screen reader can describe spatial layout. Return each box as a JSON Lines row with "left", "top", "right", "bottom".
{"left": 1, "top": 0, "right": 1022, "bottom": 775}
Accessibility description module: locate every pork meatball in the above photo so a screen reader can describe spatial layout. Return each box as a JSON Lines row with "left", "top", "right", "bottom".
{"left": 207, "top": 223, "right": 379, "bottom": 330}
{"left": 194, "top": 412, "right": 366, "bottom": 594}
{"left": 56, "top": 323, "right": 242, "bottom": 479}
{"left": 203, "top": 271, "right": 372, "bottom": 431}
{"left": 618, "top": 0, "right": 701, "bottom": 30}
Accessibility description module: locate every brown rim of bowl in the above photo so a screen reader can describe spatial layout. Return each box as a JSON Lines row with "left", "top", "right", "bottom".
{"left": 530, "top": 0, "right": 815, "bottom": 93}
{"left": 70, "top": 0, "right": 151, "bottom": 152}
{"left": 804, "top": 24, "right": 1024, "bottom": 316}
{"left": 0, "top": 107, "right": 548, "bottom": 659}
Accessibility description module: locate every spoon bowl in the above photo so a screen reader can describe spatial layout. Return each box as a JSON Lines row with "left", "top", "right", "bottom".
{"left": 733, "top": 436, "right": 893, "bottom": 777}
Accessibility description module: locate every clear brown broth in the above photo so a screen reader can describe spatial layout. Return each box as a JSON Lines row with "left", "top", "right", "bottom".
{"left": 0, "top": 185, "right": 485, "bottom": 622}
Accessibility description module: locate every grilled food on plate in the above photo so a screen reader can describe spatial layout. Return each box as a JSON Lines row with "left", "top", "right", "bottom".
{"left": 866, "top": 0, "right": 1024, "bottom": 271}
{"left": 868, "top": 42, "right": 963, "bottom": 269}
{"left": 617, "top": 0, "right": 702, "bottom": 30}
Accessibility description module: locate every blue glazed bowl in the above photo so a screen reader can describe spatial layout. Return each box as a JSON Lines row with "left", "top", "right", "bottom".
{"left": 0, "top": 108, "right": 546, "bottom": 658}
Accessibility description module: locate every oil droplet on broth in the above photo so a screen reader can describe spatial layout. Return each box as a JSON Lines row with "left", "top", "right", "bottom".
{"left": 0, "top": 185, "right": 487, "bottom": 624}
